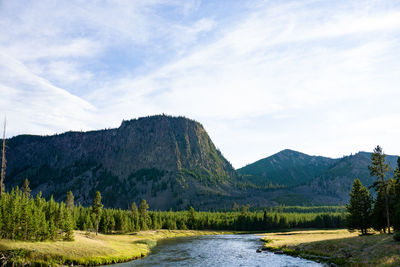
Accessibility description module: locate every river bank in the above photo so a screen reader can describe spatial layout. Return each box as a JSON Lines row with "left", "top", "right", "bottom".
{"left": 260, "top": 229, "right": 400, "bottom": 266}
{"left": 0, "top": 230, "right": 228, "bottom": 266}
{"left": 107, "top": 234, "right": 323, "bottom": 267}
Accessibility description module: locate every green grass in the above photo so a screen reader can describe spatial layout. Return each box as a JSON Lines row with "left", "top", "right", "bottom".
{"left": 260, "top": 229, "right": 400, "bottom": 266}
{"left": 0, "top": 230, "right": 227, "bottom": 266}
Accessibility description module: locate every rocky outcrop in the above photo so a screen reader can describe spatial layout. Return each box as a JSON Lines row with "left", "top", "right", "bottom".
{"left": 3, "top": 115, "right": 237, "bottom": 209}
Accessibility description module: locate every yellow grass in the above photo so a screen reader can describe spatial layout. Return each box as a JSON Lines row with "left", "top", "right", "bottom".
{"left": 0, "top": 230, "right": 226, "bottom": 266}
{"left": 260, "top": 229, "right": 400, "bottom": 266}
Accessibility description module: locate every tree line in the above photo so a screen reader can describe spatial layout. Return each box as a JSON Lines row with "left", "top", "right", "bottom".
{"left": 347, "top": 145, "right": 400, "bottom": 238}
{"left": 0, "top": 179, "right": 73, "bottom": 241}
{"left": 0, "top": 181, "right": 346, "bottom": 242}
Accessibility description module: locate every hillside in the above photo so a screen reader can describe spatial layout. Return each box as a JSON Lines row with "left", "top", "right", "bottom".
{"left": 307, "top": 152, "right": 398, "bottom": 202}
{"left": 239, "top": 150, "right": 399, "bottom": 205}
{"left": 4, "top": 115, "right": 399, "bottom": 208}
{"left": 238, "top": 149, "right": 337, "bottom": 187}
{"left": 3, "top": 115, "right": 239, "bottom": 209}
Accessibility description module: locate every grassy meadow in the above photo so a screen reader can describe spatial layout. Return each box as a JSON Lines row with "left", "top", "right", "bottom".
{"left": 260, "top": 229, "right": 400, "bottom": 266}
{"left": 0, "top": 230, "right": 226, "bottom": 266}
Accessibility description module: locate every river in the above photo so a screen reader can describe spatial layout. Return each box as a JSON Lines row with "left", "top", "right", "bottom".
{"left": 109, "top": 234, "right": 324, "bottom": 267}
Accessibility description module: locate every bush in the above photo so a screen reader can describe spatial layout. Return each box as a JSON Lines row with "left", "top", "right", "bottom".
{"left": 393, "top": 232, "right": 400, "bottom": 242}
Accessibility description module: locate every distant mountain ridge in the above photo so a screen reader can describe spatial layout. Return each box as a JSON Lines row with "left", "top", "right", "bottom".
{"left": 239, "top": 149, "right": 399, "bottom": 205}
{"left": 308, "top": 152, "right": 397, "bottom": 201}
{"left": 238, "top": 149, "right": 337, "bottom": 187}
{"left": 3, "top": 114, "right": 399, "bottom": 209}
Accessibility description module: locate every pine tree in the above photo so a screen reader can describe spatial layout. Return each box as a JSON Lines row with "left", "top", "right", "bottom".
{"left": 368, "top": 145, "right": 392, "bottom": 233}
{"left": 29, "top": 203, "right": 40, "bottom": 240}
{"left": 395, "top": 157, "right": 400, "bottom": 179}
{"left": 131, "top": 202, "right": 139, "bottom": 231}
{"left": 188, "top": 206, "right": 196, "bottom": 229}
{"left": 392, "top": 157, "right": 400, "bottom": 230}
{"left": 372, "top": 188, "right": 387, "bottom": 232}
{"left": 66, "top": 191, "right": 74, "bottom": 210}
{"left": 346, "top": 179, "right": 372, "bottom": 235}
{"left": 20, "top": 193, "right": 30, "bottom": 240}
{"left": 139, "top": 199, "right": 149, "bottom": 231}
{"left": 23, "top": 178, "right": 31, "bottom": 198}
{"left": 0, "top": 119, "right": 6, "bottom": 197}
{"left": 63, "top": 210, "right": 74, "bottom": 241}
{"left": 49, "top": 219, "right": 57, "bottom": 240}
{"left": 92, "top": 191, "right": 103, "bottom": 235}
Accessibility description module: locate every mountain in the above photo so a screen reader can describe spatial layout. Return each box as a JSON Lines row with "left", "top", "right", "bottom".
{"left": 307, "top": 152, "right": 398, "bottom": 202}
{"left": 4, "top": 115, "right": 399, "bottom": 209}
{"left": 4, "top": 115, "right": 239, "bottom": 209}
{"left": 239, "top": 150, "right": 399, "bottom": 205}
{"left": 238, "top": 149, "right": 337, "bottom": 187}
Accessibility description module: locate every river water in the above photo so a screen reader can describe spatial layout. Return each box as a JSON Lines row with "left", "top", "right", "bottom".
{"left": 109, "top": 234, "right": 324, "bottom": 267}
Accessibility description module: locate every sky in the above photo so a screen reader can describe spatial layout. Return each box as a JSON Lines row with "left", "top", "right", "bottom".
{"left": 1, "top": 0, "right": 400, "bottom": 168}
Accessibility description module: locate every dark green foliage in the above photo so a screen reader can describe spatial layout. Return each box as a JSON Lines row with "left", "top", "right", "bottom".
{"left": 72, "top": 201, "right": 346, "bottom": 233}
{"left": 0, "top": 186, "right": 346, "bottom": 242}
{"left": 130, "top": 202, "right": 140, "bottom": 231}
{"left": 265, "top": 205, "right": 346, "bottom": 213}
{"left": 4, "top": 115, "right": 237, "bottom": 210}
{"left": 92, "top": 191, "right": 103, "bottom": 235}
{"left": 238, "top": 149, "right": 336, "bottom": 187}
{"left": 139, "top": 199, "right": 150, "bottom": 231}
{"left": 272, "top": 194, "right": 313, "bottom": 206}
{"left": 0, "top": 186, "right": 73, "bottom": 241}
{"left": 180, "top": 168, "right": 228, "bottom": 186}
{"left": 66, "top": 190, "right": 74, "bottom": 210}
{"left": 368, "top": 146, "right": 392, "bottom": 233}
{"left": 372, "top": 189, "right": 387, "bottom": 232}
{"left": 187, "top": 206, "right": 196, "bottom": 229}
{"left": 391, "top": 157, "right": 400, "bottom": 231}
{"left": 343, "top": 151, "right": 400, "bottom": 236}
{"left": 63, "top": 210, "right": 74, "bottom": 241}
{"left": 129, "top": 168, "right": 165, "bottom": 183}
{"left": 346, "top": 179, "right": 372, "bottom": 235}
{"left": 369, "top": 146, "right": 391, "bottom": 188}
{"left": 393, "top": 231, "right": 400, "bottom": 241}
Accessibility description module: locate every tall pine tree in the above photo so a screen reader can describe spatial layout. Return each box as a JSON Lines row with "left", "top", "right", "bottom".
{"left": 346, "top": 178, "right": 372, "bottom": 235}
{"left": 139, "top": 199, "right": 149, "bottom": 231}
{"left": 131, "top": 202, "right": 140, "bottom": 231}
{"left": 23, "top": 178, "right": 31, "bottom": 198}
{"left": 0, "top": 119, "right": 6, "bottom": 197}
{"left": 66, "top": 191, "right": 74, "bottom": 210}
{"left": 92, "top": 191, "right": 103, "bottom": 235}
{"left": 392, "top": 157, "right": 400, "bottom": 231}
{"left": 368, "top": 145, "right": 392, "bottom": 233}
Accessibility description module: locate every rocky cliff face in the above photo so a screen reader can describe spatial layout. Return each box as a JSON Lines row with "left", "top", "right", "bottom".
{"left": 4, "top": 115, "right": 237, "bottom": 209}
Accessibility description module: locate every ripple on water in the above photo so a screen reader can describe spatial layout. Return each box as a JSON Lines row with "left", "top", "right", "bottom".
{"left": 107, "top": 234, "right": 323, "bottom": 267}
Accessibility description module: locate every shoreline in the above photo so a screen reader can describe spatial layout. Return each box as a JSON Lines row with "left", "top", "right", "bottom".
{"left": 259, "top": 229, "right": 400, "bottom": 266}
{"left": 0, "top": 230, "right": 230, "bottom": 266}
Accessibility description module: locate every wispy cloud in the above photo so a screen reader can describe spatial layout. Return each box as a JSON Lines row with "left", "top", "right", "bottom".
{"left": 0, "top": 52, "right": 95, "bottom": 136}
{"left": 1, "top": 0, "right": 400, "bottom": 167}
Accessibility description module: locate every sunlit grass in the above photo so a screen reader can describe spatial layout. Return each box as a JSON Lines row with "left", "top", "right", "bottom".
{"left": 260, "top": 229, "right": 400, "bottom": 266}
{"left": 0, "top": 230, "right": 226, "bottom": 266}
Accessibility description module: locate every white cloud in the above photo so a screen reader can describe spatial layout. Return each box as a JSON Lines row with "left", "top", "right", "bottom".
{"left": 1, "top": 0, "right": 400, "bottom": 167}
{"left": 0, "top": 53, "right": 95, "bottom": 137}
{"left": 85, "top": 0, "right": 400, "bottom": 167}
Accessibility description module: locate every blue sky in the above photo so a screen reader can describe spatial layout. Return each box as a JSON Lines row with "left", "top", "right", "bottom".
{"left": 1, "top": 0, "right": 400, "bottom": 168}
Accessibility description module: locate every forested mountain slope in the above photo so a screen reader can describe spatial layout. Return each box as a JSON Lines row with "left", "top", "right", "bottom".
{"left": 238, "top": 149, "right": 337, "bottom": 187}
{"left": 4, "top": 115, "right": 238, "bottom": 209}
